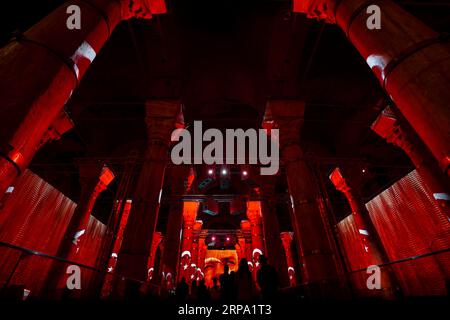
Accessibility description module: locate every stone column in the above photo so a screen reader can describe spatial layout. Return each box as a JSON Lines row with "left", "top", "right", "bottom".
{"left": 294, "top": 0, "right": 450, "bottom": 174}
{"left": 191, "top": 220, "right": 203, "bottom": 268}
{"left": 372, "top": 107, "right": 450, "bottom": 217}
{"left": 246, "top": 201, "right": 265, "bottom": 264}
{"left": 115, "top": 100, "right": 180, "bottom": 284}
{"left": 240, "top": 220, "right": 254, "bottom": 269}
{"left": 280, "top": 232, "right": 297, "bottom": 287}
{"left": 260, "top": 178, "right": 289, "bottom": 287}
{"left": 179, "top": 201, "right": 200, "bottom": 281}
{"left": 269, "top": 100, "right": 341, "bottom": 295}
{"left": 58, "top": 161, "right": 114, "bottom": 260}
{"left": 147, "top": 232, "right": 163, "bottom": 281}
{"left": 0, "top": 0, "right": 166, "bottom": 196}
{"left": 197, "top": 237, "right": 207, "bottom": 271}
{"left": 160, "top": 166, "right": 193, "bottom": 288}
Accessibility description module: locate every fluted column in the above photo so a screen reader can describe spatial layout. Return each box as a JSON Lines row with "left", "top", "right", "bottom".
{"left": 197, "top": 237, "right": 207, "bottom": 270}
{"left": 260, "top": 179, "right": 289, "bottom": 287}
{"left": 160, "top": 166, "right": 193, "bottom": 288}
{"left": 280, "top": 232, "right": 297, "bottom": 287}
{"left": 191, "top": 220, "right": 203, "bottom": 268}
{"left": 58, "top": 161, "right": 115, "bottom": 260}
{"left": 269, "top": 100, "right": 341, "bottom": 293}
{"left": 372, "top": 107, "right": 450, "bottom": 217}
{"left": 246, "top": 201, "right": 265, "bottom": 263}
{"left": 115, "top": 100, "right": 180, "bottom": 283}
{"left": 179, "top": 201, "right": 200, "bottom": 281}
{"left": 331, "top": 167, "right": 389, "bottom": 259}
{"left": 240, "top": 220, "right": 254, "bottom": 269}
{"left": 0, "top": 0, "right": 166, "bottom": 197}
{"left": 147, "top": 232, "right": 163, "bottom": 281}
{"left": 294, "top": 0, "right": 450, "bottom": 174}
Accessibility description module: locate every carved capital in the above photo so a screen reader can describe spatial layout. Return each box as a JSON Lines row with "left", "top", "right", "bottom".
{"left": 183, "top": 201, "right": 199, "bottom": 224}
{"left": 120, "top": 0, "right": 167, "bottom": 20}
{"left": 240, "top": 220, "right": 251, "bottom": 231}
{"left": 329, "top": 167, "right": 351, "bottom": 195}
{"left": 246, "top": 201, "right": 262, "bottom": 223}
{"left": 371, "top": 107, "right": 417, "bottom": 159}
{"left": 293, "top": 0, "right": 336, "bottom": 23}
{"left": 145, "top": 100, "right": 182, "bottom": 147}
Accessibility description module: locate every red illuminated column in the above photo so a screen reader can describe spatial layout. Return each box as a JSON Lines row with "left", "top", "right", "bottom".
{"left": 147, "top": 232, "right": 163, "bottom": 281}
{"left": 197, "top": 238, "right": 207, "bottom": 270}
{"left": 101, "top": 199, "right": 132, "bottom": 298}
{"left": 191, "top": 220, "right": 203, "bottom": 267}
{"left": 280, "top": 232, "right": 297, "bottom": 287}
{"left": 115, "top": 100, "right": 180, "bottom": 283}
{"left": 269, "top": 100, "right": 341, "bottom": 292}
{"left": 372, "top": 107, "right": 450, "bottom": 217}
{"left": 0, "top": 0, "right": 166, "bottom": 197}
{"left": 246, "top": 201, "right": 265, "bottom": 265}
{"left": 294, "top": 0, "right": 450, "bottom": 174}
{"left": 241, "top": 221, "right": 253, "bottom": 262}
{"left": 329, "top": 168, "right": 388, "bottom": 265}
{"left": 179, "top": 202, "right": 200, "bottom": 281}
{"left": 260, "top": 179, "right": 289, "bottom": 286}
{"left": 160, "top": 166, "right": 193, "bottom": 289}
{"left": 58, "top": 161, "right": 115, "bottom": 261}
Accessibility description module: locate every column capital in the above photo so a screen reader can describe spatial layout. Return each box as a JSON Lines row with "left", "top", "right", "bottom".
{"left": 371, "top": 106, "right": 418, "bottom": 160}
{"left": 246, "top": 201, "right": 262, "bottom": 223}
{"left": 280, "top": 231, "right": 294, "bottom": 246}
{"left": 329, "top": 167, "right": 352, "bottom": 195}
{"left": 145, "top": 100, "right": 182, "bottom": 148}
{"left": 241, "top": 220, "right": 251, "bottom": 231}
{"left": 267, "top": 100, "right": 306, "bottom": 163}
{"left": 193, "top": 220, "right": 203, "bottom": 231}
{"left": 182, "top": 201, "right": 199, "bottom": 224}
{"left": 120, "top": 0, "right": 167, "bottom": 20}
{"left": 293, "top": 0, "right": 336, "bottom": 23}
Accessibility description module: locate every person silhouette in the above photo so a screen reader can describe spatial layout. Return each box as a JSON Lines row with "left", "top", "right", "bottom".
{"left": 235, "top": 258, "right": 254, "bottom": 301}
{"left": 256, "top": 255, "right": 278, "bottom": 301}
{"left": 219, "top": 264, "right": 233, "bottom": 301}
{"left": 210, "top": 277, "right": 220, "bottom": 301}
{"left": 197, "top": 279, "right": 210, "bottom": 302}
{"left": 175, "top": 277, "right": 189, "bottom": 302}
{"left": 191, "top": 279, "right": 198, "bottom": 300}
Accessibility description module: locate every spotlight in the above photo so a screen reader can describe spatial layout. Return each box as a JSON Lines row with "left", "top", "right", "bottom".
{"left": 362, "top": 169, "right": 366, "bottom": 173}
{"left": 211, "top": 236, "right": 216, "bottom": 241}
{"left": 226, "top": 237, "right": 230, "bottom": 241}
{"left": 208, "top": 169, "right": 214, "bottom": 175}
{"left": 242, "top": 171, "right": 248, "bottom": 176}
{"left": 221, "top": 169, "right": 227, "bottom": 175}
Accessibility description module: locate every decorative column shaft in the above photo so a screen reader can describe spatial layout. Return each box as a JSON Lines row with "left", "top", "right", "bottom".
{"left": 269, "top": 100, "right": 341, "bottom": 290}
{"left": 329, "top": 167, "right": 388, "bottom": 265}
{"left": 260, "top": 179, "right": 289, "bottom": 287}
{"left": 372, "top": 107, "right": 450, "bottom": 217}
{"left": 160, "top": 166, "right": 193, "bottom": 288}
{"left": 115, "top": 100, "right": 180, "bottom": 282}
{"left": 294, "top": 0, "right": 450, "bottom": 174}
{"left": 191, "top": 220, "right": 203, "bottom": 268}
{"left": 147, "top": 232, "right": 163, "bottom": 281}
{"left": 240, "top": 220, "right": 254, "bottom": 269}
{"left": 197, "top": 238, "right": 207, "bottom": 270}
{"left": 0, "top": 0, "right": 166, "bottom": 196}
{"left": 58, "top": 161, "right": 114, "bottom": 260}
{"left": 280, "top": 232, "right": 297, "bottom": 287}
{"left": 179, "top": 201, "right": 200, "bottom": 281}
{"left": 246, "top": 201, "right": 265, "bottom": 263}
